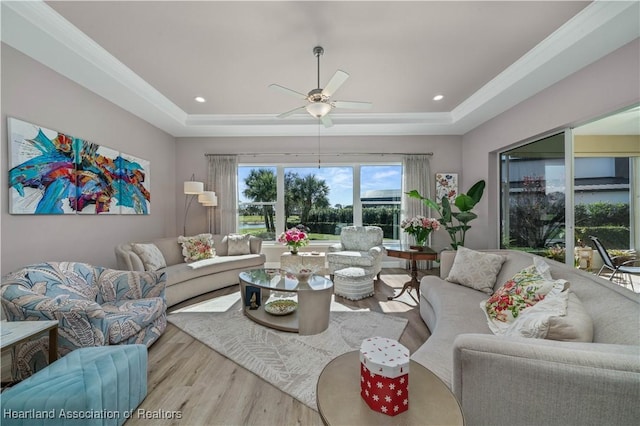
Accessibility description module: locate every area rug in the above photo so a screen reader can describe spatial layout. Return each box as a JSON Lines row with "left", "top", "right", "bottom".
{"left": 167, "top": 292, "right": 408, "bottom": 411}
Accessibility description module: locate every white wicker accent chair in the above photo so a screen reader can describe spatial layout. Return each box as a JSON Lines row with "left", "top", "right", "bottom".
{"left": 327, "top": 226, "right": 386, "bottom": 281}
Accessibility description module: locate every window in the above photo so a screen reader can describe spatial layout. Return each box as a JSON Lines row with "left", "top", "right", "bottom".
{"left": 284, "top": 166, "right": 353, "bottom": 240}
{"left": 238, "top": 166, "right": 277, "bottom": 241}
{"left": 238, "top": 162, "right": 402, "bottom": 242}
{"left": 361, "top": 165, "right": 402, "bottom": 240}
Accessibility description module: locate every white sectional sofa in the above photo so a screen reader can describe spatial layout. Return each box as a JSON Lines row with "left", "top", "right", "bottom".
{"left": 115, "top": 235, "right": 265, "bottom": 307}
{"left": 412, "top": 249, "right": 640, "bottom": 426}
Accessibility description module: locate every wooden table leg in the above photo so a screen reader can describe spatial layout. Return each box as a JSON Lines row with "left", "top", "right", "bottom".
{"left": 388, "top": 259, "right": 420, "bottom": 303}
{"left": 48, "top": 327, "right": 58, "bottom": 363}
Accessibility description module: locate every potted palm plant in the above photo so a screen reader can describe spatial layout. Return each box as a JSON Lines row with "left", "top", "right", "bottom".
{"left": 407, "top": 180, "right": 485, "bottom": 250}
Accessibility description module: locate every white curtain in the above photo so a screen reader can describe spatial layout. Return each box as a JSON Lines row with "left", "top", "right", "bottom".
{"left": 206, "top": 155, "right": 237, "bottom": 235}
{"left": 402, "top": 155, "right": 432, "bottom": 269}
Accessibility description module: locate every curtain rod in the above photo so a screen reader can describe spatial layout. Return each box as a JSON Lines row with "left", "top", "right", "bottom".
{"left": 205, "top": 152, "right": 433, "bottom": 157}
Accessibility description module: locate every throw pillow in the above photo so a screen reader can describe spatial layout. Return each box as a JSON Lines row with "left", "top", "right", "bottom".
{"left": 445, "top": 247, "right": 507, "bottom": 294}
{"left": 178, "top": 233, "right": 215, "bottom": 262}
{"left": 132, "top": 243, "right": 167, "bottom": 271}
{"left": 503, "top": 289, "right": 569, "bottom": 338}
{"left": 546, "top": 292, "right": 594, "bottom": 342}
{"left": 482, "top": 257, "right": 569, "bottom": 335}
{"left": 227, "top": 234, "right": 251, "bottom": 256}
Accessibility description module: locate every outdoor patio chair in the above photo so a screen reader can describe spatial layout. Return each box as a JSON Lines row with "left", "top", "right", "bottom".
{"left": 589, "top": 236, "right": 638, "bottom": 291}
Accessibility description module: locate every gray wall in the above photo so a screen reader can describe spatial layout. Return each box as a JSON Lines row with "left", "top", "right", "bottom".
{"left": 461, "top": 38, "right": 640, "bottom": 249}
{"left": 1, "top": 45, "right": 177, "bottom": 274}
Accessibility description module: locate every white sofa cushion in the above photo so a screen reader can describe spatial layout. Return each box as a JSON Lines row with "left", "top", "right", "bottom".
{"left": 546, "top": 292, "right": 594, "bottom": 342}
{"left": 445, "top": 247, "right": 506, "bottom": 294}
{"left": 226, "top": 234, "right": 251, "bottom": 255}
{"left": 504, "top": 289, "right": 569, "bottom": 338}
{"left": 132, "top": 243, "right": 166, "bottom": 271}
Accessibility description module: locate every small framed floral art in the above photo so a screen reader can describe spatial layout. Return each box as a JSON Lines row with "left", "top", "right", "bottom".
{"left": 435, "top": 173, "right": 458, "bottom": 204}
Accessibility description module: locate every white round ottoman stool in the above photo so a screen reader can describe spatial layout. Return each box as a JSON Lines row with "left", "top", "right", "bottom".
{"left": 334, "top": 267, "right": 375, "bottom": 300}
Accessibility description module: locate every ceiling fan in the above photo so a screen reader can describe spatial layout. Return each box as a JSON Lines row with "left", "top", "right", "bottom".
{"left": 269, "top": 46, "right": 372, "bottom": 127}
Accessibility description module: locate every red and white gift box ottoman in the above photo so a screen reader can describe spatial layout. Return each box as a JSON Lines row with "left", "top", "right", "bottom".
{"left": 359, "top": 336, "right": 410, "bottom": 416}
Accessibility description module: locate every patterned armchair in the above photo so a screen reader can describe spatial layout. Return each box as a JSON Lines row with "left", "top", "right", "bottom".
{"left": 1, "top": 262, "right": 166, "bottom": 379}
{"left": 327, "top": 226, "right": 386, "bottom": 280}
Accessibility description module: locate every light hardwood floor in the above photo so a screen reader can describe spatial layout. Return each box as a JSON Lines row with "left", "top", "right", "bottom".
{"left": 125, "top": 268, "right": 434, "bottom": 426}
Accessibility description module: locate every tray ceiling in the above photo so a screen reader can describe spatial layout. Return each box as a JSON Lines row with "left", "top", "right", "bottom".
{"left": 2, "top": 1, "right": 639, "bottom": 136}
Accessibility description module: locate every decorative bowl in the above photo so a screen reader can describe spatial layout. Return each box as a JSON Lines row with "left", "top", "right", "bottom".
{"left": 295, "top": 271, "right": 313, "bottom": 283}
{"left": 283, "top": 265, "right": 318, "bottom": 283}
{"left": 264, "top": 299, "right": 298, "bottom": 316}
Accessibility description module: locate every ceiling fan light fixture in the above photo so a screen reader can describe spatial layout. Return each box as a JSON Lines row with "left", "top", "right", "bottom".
{"left": 306, "top": 102, "right": 332, "bottom": 118}
{"left": 270, "top": 46, "right": 371, "bottom": 127}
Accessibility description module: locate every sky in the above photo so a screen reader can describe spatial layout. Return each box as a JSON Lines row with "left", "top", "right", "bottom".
{"left": 238, "top": 165, "right": 402, "bottom": 206}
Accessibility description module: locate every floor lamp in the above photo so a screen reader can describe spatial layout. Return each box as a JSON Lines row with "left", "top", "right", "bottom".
{"left": 198, "top": 191, "right": 218, "bottom": 234}
{"left": 183, "top": 177, "right": 204, "bottom": 236}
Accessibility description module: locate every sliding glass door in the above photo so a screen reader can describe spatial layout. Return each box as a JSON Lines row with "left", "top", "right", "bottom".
{"left": 500, "top": 133, "right": 567, "bottom": 261}
{"left": 500, "top": 105, "right": 639, "bottom": 267}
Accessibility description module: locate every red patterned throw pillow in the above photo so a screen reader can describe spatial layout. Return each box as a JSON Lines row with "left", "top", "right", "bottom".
{"left": 178, "top": 233, "right": 215, "bottom": 262}
{"left": 483, "top": 257, "right": 568, "bottom": 335}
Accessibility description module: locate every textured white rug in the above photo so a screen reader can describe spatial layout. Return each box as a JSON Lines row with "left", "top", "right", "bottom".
{"left": 168, "top": 292, "right": 408, "bottom": 411}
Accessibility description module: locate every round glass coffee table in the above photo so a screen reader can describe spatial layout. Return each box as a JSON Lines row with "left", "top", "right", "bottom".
{"left": 239, "top": 269, "right": 333, "bottom": 336}
{"left": 316, "top": 351, "right": 464, "bottom": 425}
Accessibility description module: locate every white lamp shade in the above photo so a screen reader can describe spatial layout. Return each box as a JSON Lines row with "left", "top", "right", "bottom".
{"left": 306, "top": 102, "right": 332, "bottom": 118}
{"left": 184, "top": 181, "right": 204, "bottom": 194}
{"left": 198, "top": 191, "right": 218, "bottom": 206}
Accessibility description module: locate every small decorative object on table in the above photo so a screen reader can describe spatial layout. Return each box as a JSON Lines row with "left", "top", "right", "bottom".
{"left": 245, "top": 285, "right": 261, "bottom": 310}
{"left": 360, "top": 337, "right": 410, "bottom": 416}
{"left": 284, "top": 264, "right": 319, "bottom": 284}
{"left": 400, "top": 216, "right": 440, "bottom": 249}
{"left": 278, "top": 224, "right": 310, "bottom": 255}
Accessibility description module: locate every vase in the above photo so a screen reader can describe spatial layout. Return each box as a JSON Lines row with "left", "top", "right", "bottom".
{"left": 290, "top": 247, "right": 298, "bottom": 255}
{"left": 410, "top": 233, "right": 430, "bottom": 251}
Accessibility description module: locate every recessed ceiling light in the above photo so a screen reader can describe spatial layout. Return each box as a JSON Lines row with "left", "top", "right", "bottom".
{"left": 433, "top": 95, "right": 444, "bottom": 101}
{"left": 194, "top": 96, "right": 206, "bottom": 103}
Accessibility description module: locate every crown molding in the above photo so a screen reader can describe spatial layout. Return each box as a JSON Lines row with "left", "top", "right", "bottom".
{"left": 451, "top": 0, "right": 640, "bottom": 134}
{"left": 1, "top": 0, "right": 187, "bottom": 135}
{"left": 2, "top": 0, "right": 638, "bottom": 138}
{"left": 182, "top": 112, "right": 455, "bottom": 137}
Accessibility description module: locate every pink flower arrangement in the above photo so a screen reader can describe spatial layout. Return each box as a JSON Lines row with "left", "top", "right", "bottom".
{"left": 400, "top": 216, "right": 441, "bottom": 246}
{"left": 278, "top": 225, "right": 310, "bottom": 251}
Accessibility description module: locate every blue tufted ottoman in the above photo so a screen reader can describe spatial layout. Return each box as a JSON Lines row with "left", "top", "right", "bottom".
{"left": 1, "top": 345, "right": 147, "bottom": 426}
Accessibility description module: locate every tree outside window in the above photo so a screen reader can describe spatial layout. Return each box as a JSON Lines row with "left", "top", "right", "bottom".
{"left": 238, "top": 163, "right": 401, "bottom": 241}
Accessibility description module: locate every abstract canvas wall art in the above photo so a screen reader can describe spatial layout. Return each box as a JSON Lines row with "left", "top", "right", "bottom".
{"left": 76, "top": 141, "right": 121, "bottom": 214}
{"left": 435, "top": 173, "right": 458, "bottom": 204}
{"left": 8, "top": 118, "right": 78, "bottom": 214}
{"left": 118, "top": 152, "right": 151, "bottom": 215}
{"left": 8, "top": 117, "right": 151, "bottom": 215}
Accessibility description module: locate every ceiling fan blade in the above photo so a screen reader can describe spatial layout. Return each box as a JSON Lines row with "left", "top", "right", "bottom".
{"left": 320, "top": 114, "right": 333, "bottom": 128}
{"left": 269, "top": 84, "right": 307, "bottom": 100}
{"left": 332, "top": 100, "right": 373, "bottom": 110}
{"left": 277, "top": 106, "right": 306, "bottom": 119}
{"left": 322, "top": 70, "right": 349, "bottom": 98}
